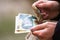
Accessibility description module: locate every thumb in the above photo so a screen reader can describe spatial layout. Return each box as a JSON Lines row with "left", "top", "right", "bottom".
{"left": 36, "top": 3, "right": 49, "bottom": 10}
{"left": 32, "top": 29, "right": 48, "bottom": 39}
{"left": 36, "top": 1, "right": 59, "bottom": 10}
{"left": 31, "top": 23, "right": 47, "bottom": 32}
{"left": 32, "top": 28, "right": 47, "bottom": 36}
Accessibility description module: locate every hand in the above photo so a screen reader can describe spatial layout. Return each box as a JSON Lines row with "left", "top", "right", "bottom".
{"left": 31, "top": 22, "right": 57, "bottom": 40}
{"left": 32, "top": 0, "right": 59, "bottom": 20}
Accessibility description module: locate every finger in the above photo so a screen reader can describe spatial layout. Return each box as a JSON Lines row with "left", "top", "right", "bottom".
{"left": 32, "top": 29, "right": 47, "bottom": 38}
{"left": 31, "top": 23, "right": 46, "bottom": 32}
{"left": 32, "top": 30, "right": 43, "bottom": 37}
{"left": 36, "top": 1, "right": 59, "bottom": 10}
{"left": 32, "top": 0, "right": 44, "bottom": 7}
{"left": 36, "top": 3, "right": 49, "bottom": 10}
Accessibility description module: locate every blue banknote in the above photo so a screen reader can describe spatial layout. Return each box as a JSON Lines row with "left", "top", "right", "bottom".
{"left": 19, "top": 14, "right": 37, "bottom": 30}
{"left": 15, "top": 13, "right": 37, "bottom": 33}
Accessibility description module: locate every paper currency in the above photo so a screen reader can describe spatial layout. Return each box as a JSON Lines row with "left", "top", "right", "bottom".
{"left": 15, "top": 13, "right": 40, "bottom": 40}
{"left": 25, "top": 6, "right": 42, "bottom": 40}
{"left": 32, "top": 5, "right": 43, "bottom": 24}
{"left": 15, "top": 13, "right": 37, "bottom": 34}
{"left": 25, "top": 33, "right": 39, "bottom": 40}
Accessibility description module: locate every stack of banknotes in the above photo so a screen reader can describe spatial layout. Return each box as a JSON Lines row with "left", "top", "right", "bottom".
{"left": 15, "top": 13, "right": 40, "bottom": 40}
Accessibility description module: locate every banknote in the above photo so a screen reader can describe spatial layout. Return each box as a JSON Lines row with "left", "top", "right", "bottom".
{"left": 25, "top": 32, "right": 39, "bottom": 40}
{"left": 15, "top": 13, "right": 37, "bottom": 34}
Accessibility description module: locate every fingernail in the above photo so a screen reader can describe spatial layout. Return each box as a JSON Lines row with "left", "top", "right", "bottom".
{"left": 33, "top": 31, "right": 38, "bottom": 35}
{"left": 30, "top": 27, "right": 35, "bottom": 32}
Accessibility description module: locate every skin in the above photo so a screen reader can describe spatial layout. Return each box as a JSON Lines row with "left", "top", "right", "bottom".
{"left": 32, "top": 0, "right": 59, "bottom": 20}
{"left": 31, "top": 0, "right": 59, "bottom": 40}
{"left": 31, "top": 22, "right": 57, "bottom": 40}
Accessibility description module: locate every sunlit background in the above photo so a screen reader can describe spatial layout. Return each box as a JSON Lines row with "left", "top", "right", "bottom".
{"left": 0, "top": 0, "right": 37, "bottom": 40}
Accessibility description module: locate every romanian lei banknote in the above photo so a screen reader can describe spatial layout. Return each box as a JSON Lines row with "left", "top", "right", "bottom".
{"left": 15, "top": 13, "right": 37, "bottom": 33}
{"left": 15, "top": 13, "right": 39, "bottom": 40}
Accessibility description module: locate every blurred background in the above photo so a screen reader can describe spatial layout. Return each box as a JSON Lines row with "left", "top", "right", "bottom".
{"left": 0, "top": 0, "right": 37, "bottom": 40}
